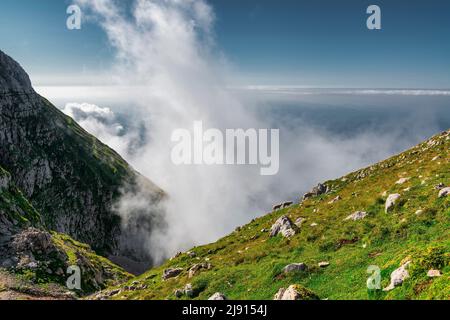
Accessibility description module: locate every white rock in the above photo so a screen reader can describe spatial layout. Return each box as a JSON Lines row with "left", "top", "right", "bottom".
{"left": 269, "top": 216, "right": 297, "bottom": 238}
{"left": 344, "top": 211, "right": 368, "bottom": 221}
{"left": 427, "top": 269, "right": 442, "bottom": 278}
{"left": 283, "top": 263, "right": 307, "bottom": 274}
{"left": 328, "top": 196, "right": 341, "bottom": 204}
{"left": 385, "top": 194, "right": 401, "bottom": 213}
{"left": 438, "top": 187, "right": 450, "bottom": 198}
{"left": 294, "top": 217, "right": 305, "bottom": 228}
{"left": 318, "top": 261, "right": 330, "bottom": 268}
{"left": 395, "top": 177, "right": 410, "bottom": 185}
{"left": 383, "top": 261, "right": 411, "bottom": 291}
{"left": 208, "top": 292, "right": 227, "bottom": 300}
{"left": 162, "top": 268, "right": 183, "bottom": 280}
{"left": 273, "top": 285, "right": 317, "bottom": 300}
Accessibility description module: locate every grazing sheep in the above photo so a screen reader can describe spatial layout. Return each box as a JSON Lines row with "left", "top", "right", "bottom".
{"left": 282, "top": 201, "right": 293, "bottom": 208}
{"left": 272, "top": 204, "right": 282, "bottom": 211}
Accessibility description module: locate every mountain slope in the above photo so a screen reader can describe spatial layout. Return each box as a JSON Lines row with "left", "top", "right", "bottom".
{"left": 99, "top": 130, "right": 449, "bottom": 300}
{"left": 0, "top": 165, "right": 131, "bottom": 298}
{"left": 0, "top": 50, "right": 165, "bottom": 268}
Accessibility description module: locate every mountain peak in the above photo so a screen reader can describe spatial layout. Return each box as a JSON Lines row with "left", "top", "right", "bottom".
{"left": 0, "top": 50, "right": 33, "bottom": 93}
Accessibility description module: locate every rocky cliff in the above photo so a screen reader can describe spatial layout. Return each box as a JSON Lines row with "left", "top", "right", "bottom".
{"left": 0, "top": 50, "right": 165, "bottom": 270}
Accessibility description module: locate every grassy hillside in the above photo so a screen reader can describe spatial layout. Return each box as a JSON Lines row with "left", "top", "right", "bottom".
{"left": 99, "top": 130, "right": 449, "bottom": 300}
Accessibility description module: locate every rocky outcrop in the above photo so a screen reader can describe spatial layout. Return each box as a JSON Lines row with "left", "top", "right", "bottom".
{"left": 188, "top": 262, "right": 212, "bottom": 278}
{"left": 438, "top": 187, "right": 450, "bottom": 198}
{"left": 0, "top": 50, "right": 33, "bottom": 94}
{"left": 395, "top": 177, "right": 410, "bottom": 185}
{"left": 274, "top": 285, "right": 319, "bottom": 300}
{"left": 302, "top": 183, "right": 329, "bottom": 201}
{"left": 427, "top": 269, "right": 442, "bottom": 277}
{"left": 0, "top": 50, "right": 165, "bottom": 269}
{"left": 162, "top": 268, "right": 182, "bottom": 280}
{"left": 208, "top": 292, "right": 227, "bottom": 300}
{"left": 344, "top": 211, "right": 368, "bottom": 221}
{"left": 283, "top": 263, "right": 307, "bottom": 274}
{"left": 1, "top": 227, "right": 130, "bottom": 294}
{"left": 383, "top": 261, "right": 411, "bottom": 291}
{"left": 269, "top": 216, "right": 297, "bottom": 238}
{"left": 385, "top": 194, "right": 401, "bottom": 213}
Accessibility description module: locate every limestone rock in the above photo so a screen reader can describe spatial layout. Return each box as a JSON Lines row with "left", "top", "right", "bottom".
{"left": 318, "top": 261, "right": 330, "bottom": 268}
{"left": 294, "top": 217, "right": 305, "bottom": 228}
{"left": 188, "top": 263, "right": 212, "bottom": 278}
{"left": 427, "top": 269, "right": 442, "bottom": 278}
{"left": 344, "top": 211, "right": 368, "bottom": 221}
{"left": 208, "top": 292, "right": 227, "bottom": 300}
{"left": 383, "top": 261, "right": 411, "bottom": 291}
{"left": 328, "top": 196, "right": 341, "bottom": 204}
{"left": 274, "top": 285, "right": 319, "bottom": 300}
{"left": 438, "top": 187, "right": 450, "bottom": 198}
{"left": 269, "top": 216, "right": 297, "bottom": 238}
{"left": 302, "top": 183, "right": 329, "bottom": 201}
{"left": 385, "top": 194, "right": 401, "bottom": 213}
{"left": 395, "top": 177, "right": 410, "bottom": 185}
{"left": 283, "top": 263, "right": 307, "bottom": 274}
{"left": 162, "top": 268, "right": 182, "bottom": 280}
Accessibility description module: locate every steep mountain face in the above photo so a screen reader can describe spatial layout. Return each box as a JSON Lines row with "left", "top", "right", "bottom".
{"left": 0, "top": 165, "right": 42, "bottom": 251}
{"left": 0, "top": 164, "right": 131, "bottom": 297}
{"left": 97, "top": 130, "right": 449, "bottom": 300}
{"left": 0, "top": 50, "right": 165, "bottom": 268}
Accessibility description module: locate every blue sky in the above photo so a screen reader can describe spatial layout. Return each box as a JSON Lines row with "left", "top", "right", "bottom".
{"left": 1, "top": 0, "right": 450, "bottom": 88}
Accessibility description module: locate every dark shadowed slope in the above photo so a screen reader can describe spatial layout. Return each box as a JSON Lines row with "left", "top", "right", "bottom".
{"left": 0, "top": 50, "right": 166, "bottom": 270}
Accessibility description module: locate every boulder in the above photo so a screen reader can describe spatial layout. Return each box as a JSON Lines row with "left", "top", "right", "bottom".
{"left": 438, "top": 187, "right": 450, "bottom": 198}
{"left": 162, "top": 268, "right": 182, "bottom": 280}
{"left": 302, "top": 183, "right": 329, "bottom": 201}
{"left": 283, "top": 263, "right": 308, "bottom": 274}
{"left": 269, "top": 216, "right": 297, "bottom": 238}
{"left": 328, "top": 196, "right": 341, "bottom": 204}
{"left": 208, "top": 292, "right": 227, "bottom": 300}
{"left": 395, "top": 177, "right": 410, "bottom": 185}
{"left": 427, "top": 269, "right": 442, "bottom": 278}
{"left": 273, "top": 285, "right": 319, "bottom": 300}
{"left": 11, "top": 228, "right": 55, "bottom": 255}
{"left": 294, "top": 217, "right": 305, "bottom": 228}
{"left": 344, "top": 211, "right": 368, "bottom": 221}
{"left": 385, "top": 194, "right": 401, "bottom": 213}
{"left": 383, "top": 261, "right": 411, "bottom": 291}
{"left": 188, "top": 263, "right": 212, "bottom": 278}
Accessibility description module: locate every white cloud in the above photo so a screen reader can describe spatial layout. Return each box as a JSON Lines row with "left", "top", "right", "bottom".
{"left": 62, "top": 102, "right": 139, "bottom": 157}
